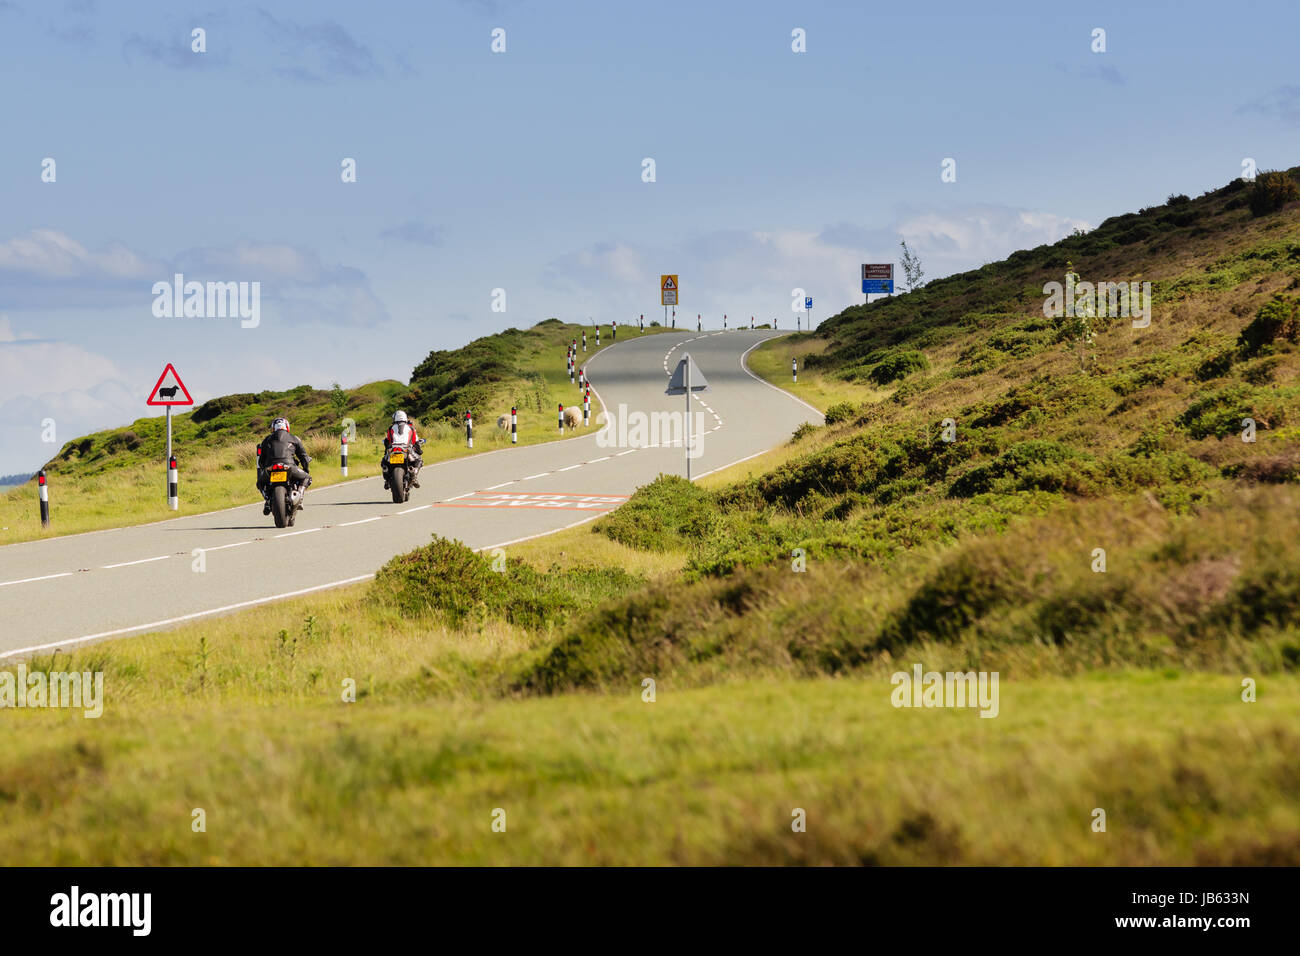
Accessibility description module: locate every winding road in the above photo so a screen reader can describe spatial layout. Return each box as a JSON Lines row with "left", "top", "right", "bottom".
{"left": 0, "top": 330, "right": 820, "bottom": 659}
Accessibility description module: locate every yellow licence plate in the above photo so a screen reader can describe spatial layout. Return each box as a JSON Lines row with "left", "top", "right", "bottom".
{"left": 389, "top": 452, "right": 405, "bottom": 464}
{"left": 269, "top": 471, "right": 288, "bottom": 483}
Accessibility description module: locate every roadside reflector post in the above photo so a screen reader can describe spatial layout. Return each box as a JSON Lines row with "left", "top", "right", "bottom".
{"left": 558, "top": 403, "right": 564, "bottom": 435}
{"left": 582, "top": 330, "right": 587, "bottom": 352}
{"left": 38, "top": 469, "right": 50, "bottom": 527}
{"left": 596, "top": 325, "right": 600, "bottom": 347}
{"left": 340, "top": 432, "right": 349, "bottom": 476}
{"left": 583, "top": 385, "right": 590, "bottom": 426}
{"left": 639, "top": 313, "right": 644, "bottom": 331}
{"left": 792, "top": 358, "right": 798, "bottom": 383}
{"left": 724, "top": 314, "right": 727, "bottom": 329}
{"left": 168, "top": 455, "right": 178, "bottom": 510}
{"left": 511, "top": 405, "right": 518, "bottom": 444}
{"left": 697, "top": 314, "right": 701, "bottom": 331}
{"left": 466, "top": 410, "right": 473, "bottom": 449}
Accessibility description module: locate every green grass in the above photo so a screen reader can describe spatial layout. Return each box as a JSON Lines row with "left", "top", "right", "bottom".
{"left": 2, "top": 669, "right": 1295, "bottom": 864}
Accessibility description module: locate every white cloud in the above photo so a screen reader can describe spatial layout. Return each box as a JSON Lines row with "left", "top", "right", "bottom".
{"left": 0, "top": 229, "right": 162, "bottom": 279}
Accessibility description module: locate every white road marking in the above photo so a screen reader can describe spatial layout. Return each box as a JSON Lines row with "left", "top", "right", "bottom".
{"left": 396, "top": 504, "right": 431, "bottom": 514}
{"left": 203, "top": 541, "right": 251, "bottom": 552}
{"left": 0, "top": 574, "right": 377, "bottom": 661}
{"left": 0, "top": 571, "right": 73, "bottom": 588}
{"left": 616, "top": 449, "right": 636, "bottom": 456}
{"left": 275, "top": 528, "right": 320, "bottom": 538}
{"left": 444, "top": 492, "right": 474, "bottom": 501}
{"left": 102, "top": 555, "right": 170, "bottom": 569}
{"left": 522, "top": 473, "right": 548, "bottom": 480}
{"left": 557, "top": 464, "right": 582, "bottom": 472}
{"left": 485, "top": 481, "right": 514, "bottom": 490}
{"left": 339, "top": 517, "right": 381, "bottom": 527}
{"left": 588, "top": 456, "right": 610, "bottom": 463}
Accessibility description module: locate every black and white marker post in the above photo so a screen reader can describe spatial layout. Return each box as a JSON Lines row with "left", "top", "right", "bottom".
{"left": 166, "top": 404, "right": 178, "bottom": 511}
{"left": 697, "top": 314, "right": 701, "bottom": 331}
{"left": 38, "top": 469, "right": 49, "bottom": 527}
{"left": 511, "top": 405, "right": 518, "bottom": 444}
{"left": 596, "top": 325, "right": 600, "bottom": 347}
{"left": 583, "top": 385, "right": 590, "bottom": 426}
{"left": 582, "top": 330, "right": 586, "bottom": 352}
{"left": 666, "top": 353, "right": 711, "bottom": 482}
{"left": 465, "top": 410, "right": 473, "bottom": 449}
{"left": 792, "top": 358, "right": 798, "bottom": 383}
{"left": 640, "top": 313, "right": 644, "bottom": 332}
{"left": 340, "top": 432, "right": 349, "bottom": 476}
{"left": 557, "top": 403, "right": 564, "bottom": 435}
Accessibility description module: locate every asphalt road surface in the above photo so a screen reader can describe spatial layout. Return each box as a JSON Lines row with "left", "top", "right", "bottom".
{"left": 0, "top": 330, "right": 820, "bottom": 658}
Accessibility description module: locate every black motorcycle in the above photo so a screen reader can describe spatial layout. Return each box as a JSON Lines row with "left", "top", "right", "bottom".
{"left": 265, "top": 463, "right": 308, "bottom": 528}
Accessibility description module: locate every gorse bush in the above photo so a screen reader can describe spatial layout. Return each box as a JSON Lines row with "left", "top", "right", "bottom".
{"left": 1247, "top": 171, "right": 1300, "bottom": 216}
{"left": 373, "top": 535, "right": 639, "bottom": 630}
{"left": 1238, "top": 295, "right": 1300, "bottom": 356}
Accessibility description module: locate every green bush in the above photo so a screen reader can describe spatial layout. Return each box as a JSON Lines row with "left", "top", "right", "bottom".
{"left": 1247, "top": 171, "right": 1300, "bottom": 216}
{"left": 373, "top": 536, "right": 638, "bottom": 630}
{"left": 868, "top": 349, "right": 929, "bottom": 385}
{"left": 594, "top": 475, "right": 715, "bottom": 551}
{"left": 823, "top": 402, "right": 857, "bottom": 425}
{"left": 1238, "top": 296, "right": 1300, "bottom": 356}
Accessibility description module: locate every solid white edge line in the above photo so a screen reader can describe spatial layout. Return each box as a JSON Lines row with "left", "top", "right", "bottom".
{"left": 0, "top": 574, "right": 377, "bottom": 661}
{"left": 275, "top": 527, "right": 321, "bottom": 538}
{"left": 557, "top": 464, "right": 582, "bottom": 472}
{"left": 738, "top": 335, "right": 826, "bottom": 418}
{"left": 202, "top": 541, "right": 251, "bottom": 552}
{"left": 102, "top": 554, "right": 171, "bottom": 569}
{"left": 0, "top": 571, "right": 74, "bottom": 588}
{"left": 339, "top": 517, "right": 381, "bottom": 527}
{"left": 396, "top": 504, "right": 430, "bottom": 514}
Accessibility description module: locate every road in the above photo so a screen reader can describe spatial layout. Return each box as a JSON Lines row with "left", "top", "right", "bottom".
{"left": 0, "top": 330, "right": 820, "bottom": 658}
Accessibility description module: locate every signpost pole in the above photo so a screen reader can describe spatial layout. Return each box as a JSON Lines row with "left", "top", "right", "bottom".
{"left": 685, "top": 358, "right": 691, "bottom": 482}
{"left": 166, "top": 406, "right": 173, "bottom": 508}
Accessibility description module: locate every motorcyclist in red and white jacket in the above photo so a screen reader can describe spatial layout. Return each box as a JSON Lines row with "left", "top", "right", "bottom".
{"left": 381, "top": 410, "right": 423, "bottom": 490}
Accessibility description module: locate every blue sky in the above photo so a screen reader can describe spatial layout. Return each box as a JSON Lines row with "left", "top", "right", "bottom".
{"left": 1, "top": 0, "right": 1298, "bottom": 472}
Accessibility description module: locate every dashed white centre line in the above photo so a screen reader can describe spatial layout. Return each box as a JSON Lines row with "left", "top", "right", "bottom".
{"left": 485, "top": 481, "right": 514, "bottom": 490}
{"left": 102, "top": 555, "right": 170, "bottom": 569}
{"left": 203, "top": 541, "right": 251, "bottom": 552}
{"left": 616, "top": 449, "right": 636, "bottom": 456}
{"left": 275, "top": 528, "right": 320, "bottom": 538}
{"left": 339, "top": 517, "right": 381, "bottom": 527}
{"left": 0, "top": 571, "right": 73, "bottom": 588}
{"left": 522, "top": 473, "right": 548, "bottom": 481}
{"left": 396, "top": 504, "right": 431, "bottom": 514}
{"left": 444, "top": 492, "right": 474, "bottom": 502}
{"left": 588, "top": 456, "right": 611, "bottom": 463}
{"left": 557, "top": 464, "right": 582, "bottom": 472}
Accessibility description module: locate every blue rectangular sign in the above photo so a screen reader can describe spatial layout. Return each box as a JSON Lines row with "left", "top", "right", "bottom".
{"left": 805, "top": 297, "right": 812, "bottom": 309}
{"left": 863, "top": 279, "right": 893, "bottom": 294}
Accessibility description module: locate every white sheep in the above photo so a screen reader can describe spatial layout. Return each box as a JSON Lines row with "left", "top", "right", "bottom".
{"left": 562, "top": 406, "right": 582, "bottom": 431}
{"left": 497, "top": 415, "right": 509, "bottom": 430}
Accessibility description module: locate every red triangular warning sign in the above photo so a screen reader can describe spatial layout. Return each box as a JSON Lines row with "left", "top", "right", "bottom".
{"left": 146, "top": 363, "right": 194, "bottom": 406}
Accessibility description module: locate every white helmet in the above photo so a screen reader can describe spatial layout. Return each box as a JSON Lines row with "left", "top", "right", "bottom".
{"left": 272, "top": 417, "right": 290, "bottom": 433}
{"left": 392, "top": 410, "right": 408, "bottom": 424}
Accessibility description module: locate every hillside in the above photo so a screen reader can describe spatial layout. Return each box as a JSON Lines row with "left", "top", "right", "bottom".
{"left": 4, "top": 170, "right": 1299, "bottom": 865}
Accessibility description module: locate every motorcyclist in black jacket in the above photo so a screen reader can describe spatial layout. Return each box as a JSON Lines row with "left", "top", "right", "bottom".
{"left": 257, "top": 416, "right": 312, "bottom": 515}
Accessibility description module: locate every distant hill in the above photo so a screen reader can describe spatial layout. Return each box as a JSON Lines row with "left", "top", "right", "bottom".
{"left": 0, "top": 473, "right": 34, "bottom": 486}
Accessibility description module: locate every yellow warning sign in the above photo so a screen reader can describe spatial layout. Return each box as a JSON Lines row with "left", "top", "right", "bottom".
{"left": 660, "top": 274, "right": 678, "bottom": 306}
